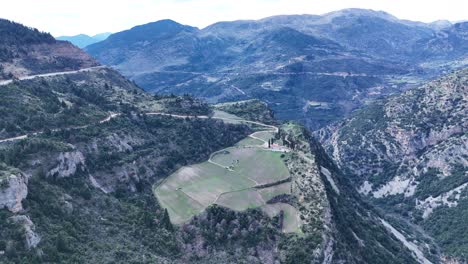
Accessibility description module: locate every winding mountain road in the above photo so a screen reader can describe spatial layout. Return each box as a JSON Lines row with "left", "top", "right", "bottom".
{"left": 146, "top": 112, "right": 286, "bottom": 169}
{"left": 0, "top": 66, "right": 106, "bottom": 86}
{"left": 145, "top": 112, "right": 279, "bottom": 132}
{"left": 0, "top": 67, "right": 277, "bottom": 147}
{"left": 0, "top": 112, "right": 120, "bottom": 144}
{"left": 0, "top": 110, "right": 278, "bottom": 146}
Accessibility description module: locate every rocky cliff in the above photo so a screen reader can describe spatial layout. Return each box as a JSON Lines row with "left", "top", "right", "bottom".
{"left": 0, "top": 164, "right": 28, "bottom": 213}
{"left": 317, "top": 68, "right": 468, "bottom": 261}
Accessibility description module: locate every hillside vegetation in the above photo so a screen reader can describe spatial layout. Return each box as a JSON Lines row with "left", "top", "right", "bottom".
{"left": 0, "top": 15, "right": 452, "bottom": 263}
{"left": 0, "top": 73, "right": 420, "bottom": 263}
{"left": 317, "top": 68, "right": 468, "bottom": 262}
{"left": 0, "top": 19, "right": 97, "bottom": 80}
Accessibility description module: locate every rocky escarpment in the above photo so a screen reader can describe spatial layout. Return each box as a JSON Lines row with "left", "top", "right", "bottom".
{"left": 0, "top": 166, "right": 28, "bottom": 213}
{"left": 318, "top": 68, "right": 467, "bottom": 197}
{"left": 0, "top": 149, "right": 86, "bottom": 214}
{"left": 47, "top": 151, "right": 86, "bottom": 178}
{"left": 317, "top": 68, "right": 468, "bottom": 261}
{"left": 9, "top": 215, "right": 41, "bottom": 249}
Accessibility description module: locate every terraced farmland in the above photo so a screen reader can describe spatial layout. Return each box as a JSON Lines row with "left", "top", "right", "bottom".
{"left": 154, "top": 146, "right": 291, "bottom": 222}
{"left": 153, "top": 113, "right": 301, "bottom": 233}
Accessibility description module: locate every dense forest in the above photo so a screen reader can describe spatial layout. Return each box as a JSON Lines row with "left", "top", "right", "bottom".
{"left": 0, "top": 19, "right": 54, "bottom": 46}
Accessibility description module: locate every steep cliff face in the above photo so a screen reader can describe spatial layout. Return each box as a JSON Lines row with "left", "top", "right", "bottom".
{"left": 9, "top": 215, "right": 41, "bottom": 249}
{"left": 47, "top": 151, "right": 86, "bottom": 178}
{"left": 317, "top": 68, "right": 468, "bottom": 261}
{"left": 0, "top": 164, "right": 28, "bottom": 213}
{"left": 318, "top": 69, "right": 466, "bottom": 193}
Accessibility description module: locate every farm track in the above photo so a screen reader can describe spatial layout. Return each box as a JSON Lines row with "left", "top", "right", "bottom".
{"left": 150, "top": 112, "right": 291, "bottom": 219}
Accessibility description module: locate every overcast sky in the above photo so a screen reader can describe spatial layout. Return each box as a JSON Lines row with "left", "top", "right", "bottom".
{"left": 1, "top": 0, "right": 467, "bottom": 36}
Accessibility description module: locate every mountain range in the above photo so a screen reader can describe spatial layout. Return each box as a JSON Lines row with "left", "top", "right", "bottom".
{"left": 86, "top": 8, "right": 468, "bottom": 130}
{"left": 57, "top": 33, "right": 111, "bottom": 48}
{"left": 0, "top": 8, "right": 467, "bottom": 263}
{"left": 0, "top": 17, "right": 431, "bottom": 264}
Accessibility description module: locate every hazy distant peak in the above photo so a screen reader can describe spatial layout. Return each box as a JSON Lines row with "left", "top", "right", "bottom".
{"left": 203, "top": 19, "right": 262, "bottom": 31}
{"left": 130, "top": 19, "right": 197, "bottom": 31}
{"left": 260, "top": 14, "right": 321, "bottom": 23}
{"left": 322, "top": 8, "right": 398, "bottom": 21}
{"left": 109, "top": 19, "right": 198, "bottom": 41}
{"left": 428, "top": 20, "right": 453, "bottom": 30}
{"left": 56, "top": 33, "right": 111, "bottom": 48}
{"left": 92, "top": 32, "right": 112, "bottom": 40}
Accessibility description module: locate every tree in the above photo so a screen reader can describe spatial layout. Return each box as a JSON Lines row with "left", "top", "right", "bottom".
{"left": 162, "top": 208, "right": 173, "bottom": 231}
{"left": 141, "top": 211, "right": 154, "bottom": 228}
{"left": 56, "top": 232, "right": 70, "bottom": 253}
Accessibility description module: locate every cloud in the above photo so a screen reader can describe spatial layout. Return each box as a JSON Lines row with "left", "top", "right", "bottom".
{"left": 0, "top": 0, "right": 466, "bottom": 36}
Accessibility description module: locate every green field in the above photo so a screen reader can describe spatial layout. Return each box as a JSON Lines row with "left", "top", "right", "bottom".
{"left": 155, "top": 184, "right": 205, "bottom": 224}
{"left": 155, "top": 163, "right": 255, "bottom": 212}
{"left": 235, "top": 137, "right": 264, "bottom": 147}
{"left": 212, "top": 110, "right": 244, "bottom": 123}
{"left": 154, "top": 143, "right": 291, "bottom": 225}
{"left": 216, "top": 189, "right": 266, "bottom": 211}
{"left": 153, "top": 113, "right": 300, "bottom": 232}
{"left": 210, "top": 147, "right": 289, "bottom": 185}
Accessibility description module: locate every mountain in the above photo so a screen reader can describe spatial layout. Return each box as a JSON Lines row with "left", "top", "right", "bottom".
{"left": 85, "top": 9, "right": 468, "bottom": 130}
{"left": 415, "top": 22, "right": 468, "bottom": 63}
{"left": 0, "top": 19, "right": 98, "bottom": 80}
{"left": 0, "top": 19, "right": 430, "bottom": 263}
{"left": 316, "top": 68, "right": 468, "bottom": 262}
{"left": 56, "top": 32, "right": 111, "bottom": 48}
{"left": 92, "top": 32, "right": 112, "bottom": 41}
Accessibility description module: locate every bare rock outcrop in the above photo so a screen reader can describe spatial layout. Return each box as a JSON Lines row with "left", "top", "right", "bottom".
{"left": 47, "top": 151, "right": 86, "bottom": 178}
{"left": 0, "top": 172, "right": 28, "bottom": 213}
{"left": 9, "top": 215, "right": 41, "bottom": 249}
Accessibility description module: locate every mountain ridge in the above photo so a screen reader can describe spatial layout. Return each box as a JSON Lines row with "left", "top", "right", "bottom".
{"left": 86, "top": 9, "right": 467, "bottom": 131}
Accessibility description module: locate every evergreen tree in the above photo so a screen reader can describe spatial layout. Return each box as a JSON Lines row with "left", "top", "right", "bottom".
{"left": 162, "top": 208, "right": 174, "bottom": 231}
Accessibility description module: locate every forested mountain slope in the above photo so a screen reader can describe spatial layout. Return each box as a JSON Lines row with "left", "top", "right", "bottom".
{"left": 317, "top": 68, "right": 468, "bottom": 262}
